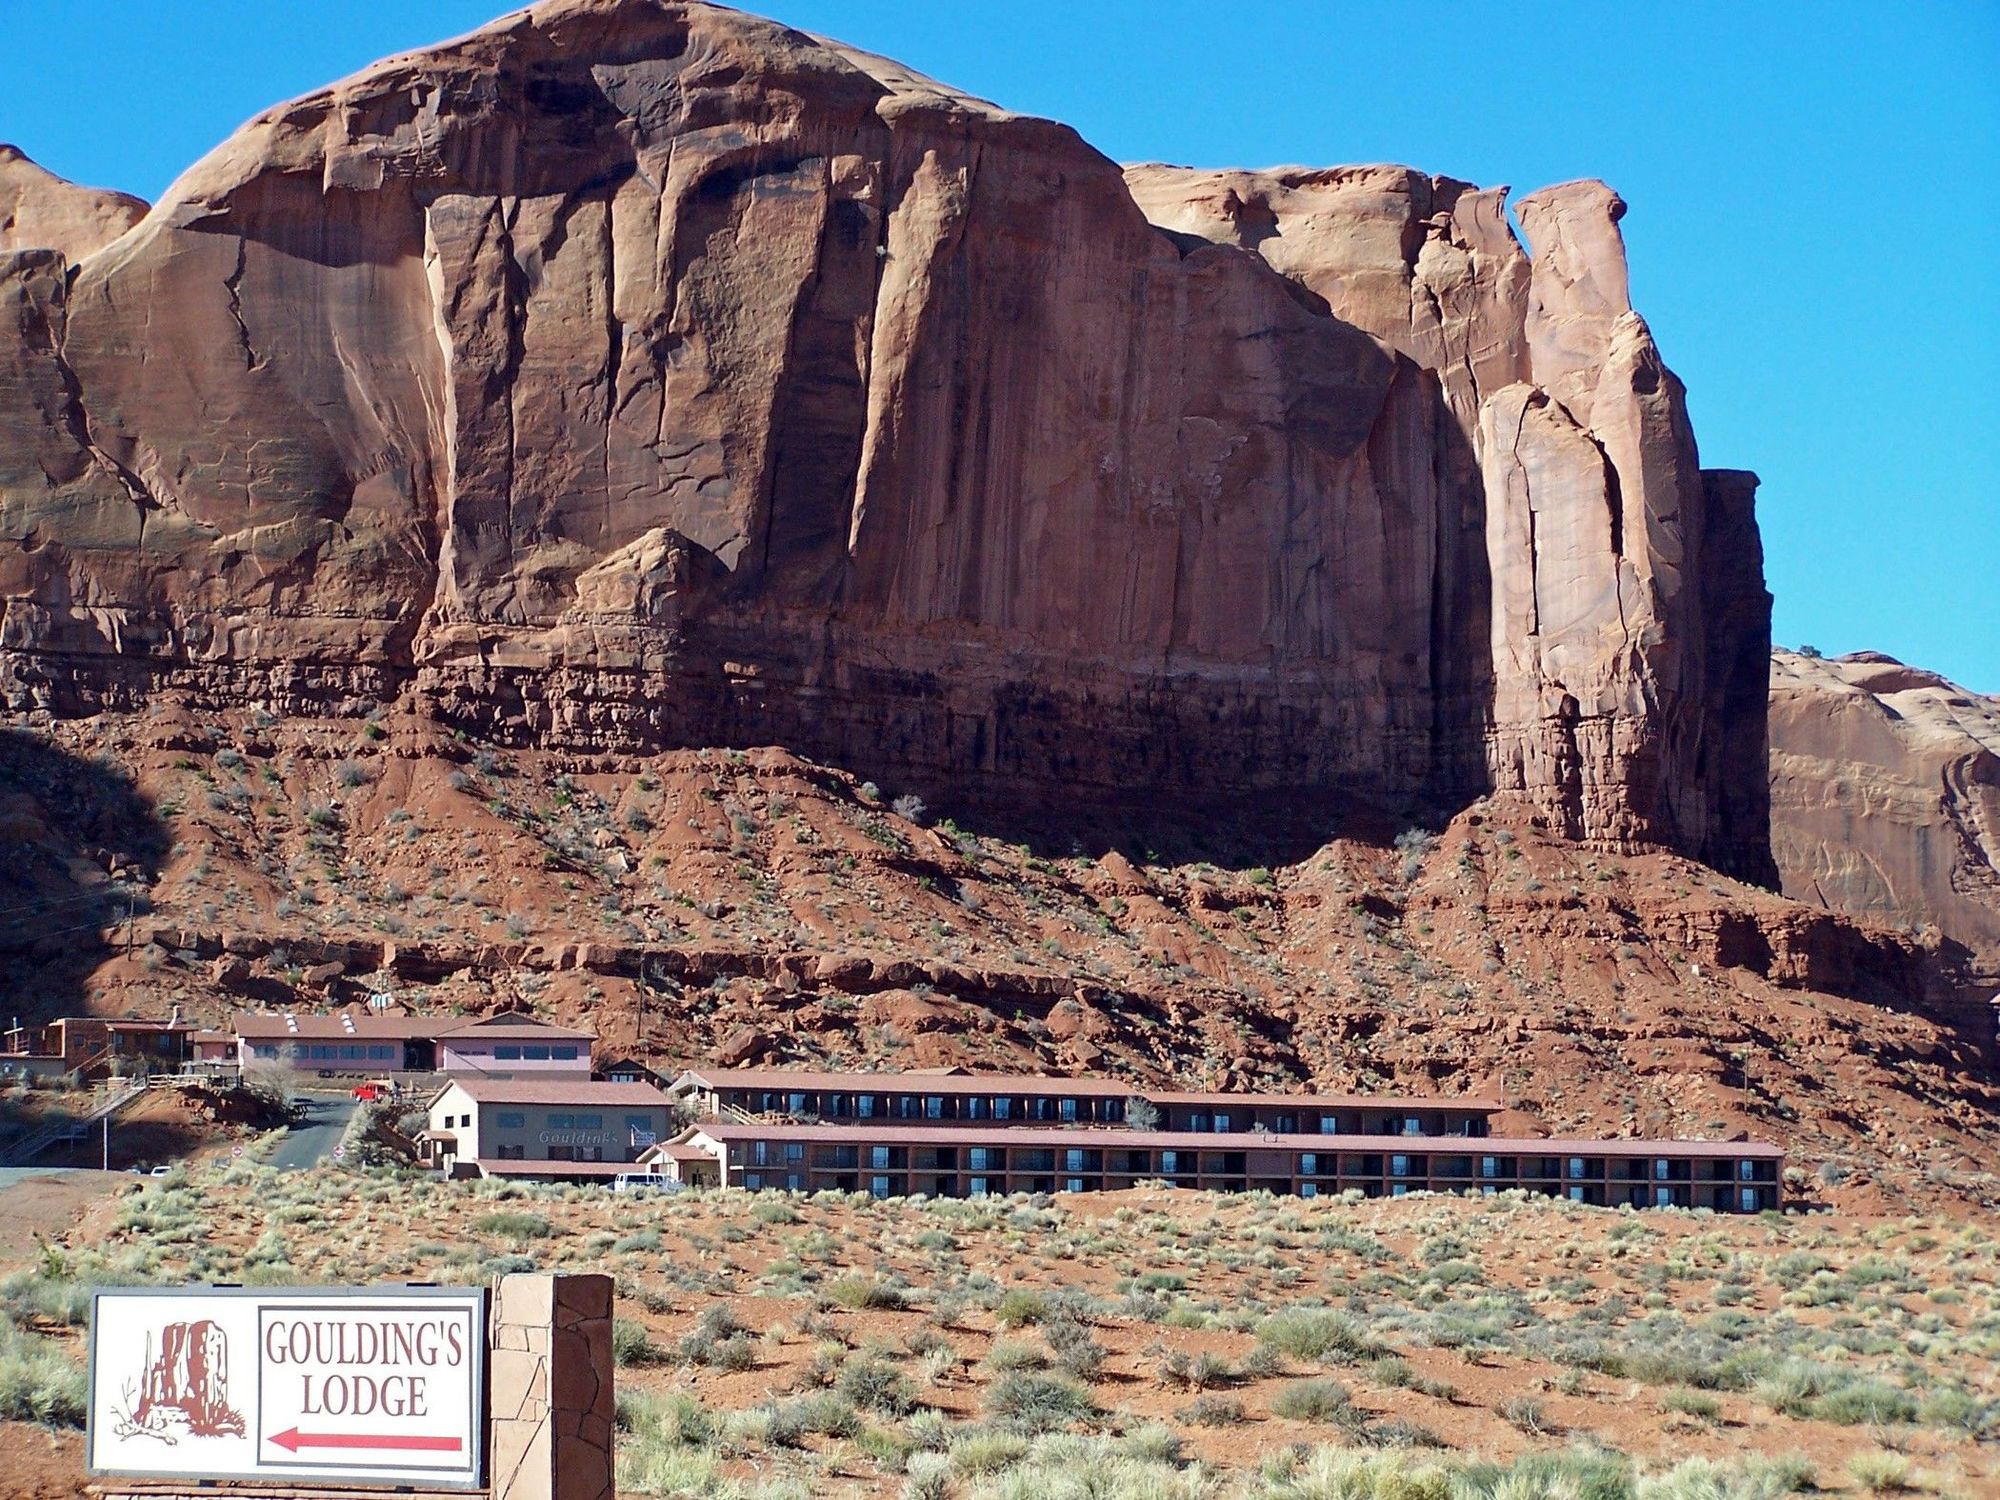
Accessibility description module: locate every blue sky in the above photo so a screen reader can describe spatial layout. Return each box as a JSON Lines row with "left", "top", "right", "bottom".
{"left": 4, "top": 1, "right": 1995, "bottom": 689}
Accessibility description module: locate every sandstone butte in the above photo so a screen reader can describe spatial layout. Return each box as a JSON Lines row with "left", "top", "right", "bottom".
{"left": 1772, "top": 649, "right": 2000, "bottom": 982}
{"left": 0, "top": 0, "right": 1780, "bottom": 886}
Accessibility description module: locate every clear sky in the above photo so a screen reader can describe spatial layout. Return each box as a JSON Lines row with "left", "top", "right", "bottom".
{"left": 3, "top": 1, "right": 1995, "bottom": 689}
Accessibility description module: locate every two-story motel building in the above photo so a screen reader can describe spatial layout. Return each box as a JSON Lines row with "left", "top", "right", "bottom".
{"left": 648, "top": 1121, "right": 1782, "bottom": 1212}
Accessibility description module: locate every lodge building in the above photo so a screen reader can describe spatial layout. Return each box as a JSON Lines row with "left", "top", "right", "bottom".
{"left": 665, "top": 1067, "right": 1497, "bottom": 1138}
{"left": 642, "top": 1121, "right": 1782, "bottom": 1212}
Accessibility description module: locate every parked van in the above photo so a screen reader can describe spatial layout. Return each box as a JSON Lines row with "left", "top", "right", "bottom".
{"left": 612, "top": 1172, "right": 673, "bottom": 1195}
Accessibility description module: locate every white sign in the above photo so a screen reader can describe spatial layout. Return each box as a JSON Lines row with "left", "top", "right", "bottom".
{"left": 88, "top": 1286, "right": 485, "bottom": 1488}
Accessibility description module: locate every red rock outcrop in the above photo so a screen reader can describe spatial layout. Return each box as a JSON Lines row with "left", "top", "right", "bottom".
{"left": 0, "top": 0, "right": 1770, "bottom": 873}
{"left": 0, "top": 145, "right": 147, "bottom": 262}
{"left": 1771, "top": 650, "right": 2000, "bottom": 978}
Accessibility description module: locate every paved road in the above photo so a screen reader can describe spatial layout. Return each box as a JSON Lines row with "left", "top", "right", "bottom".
{"left": 269, "top": 1096, "right": 358, "bottom": 1170}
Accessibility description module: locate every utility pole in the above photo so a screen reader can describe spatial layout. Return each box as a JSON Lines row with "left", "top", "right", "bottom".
{"left": 101, "top": 1114, "right": 109, "bottom": 1171}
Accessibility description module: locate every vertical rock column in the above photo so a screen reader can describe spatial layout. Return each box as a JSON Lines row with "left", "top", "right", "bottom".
{"left": 489, "top": 1273, "right": 615, "bottom": 1500}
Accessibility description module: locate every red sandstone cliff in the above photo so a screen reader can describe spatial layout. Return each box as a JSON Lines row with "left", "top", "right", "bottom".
{"left": 1771, "top": 650, "right": 2000, "bottom": 980}
{"left": 0, "top": 0, "right": 1769, "bottom": 874}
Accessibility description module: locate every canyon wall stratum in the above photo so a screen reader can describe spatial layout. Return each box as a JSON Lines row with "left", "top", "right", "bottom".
{"left": 0, "top": 0, "right": 1772, "bottom": 875}
{"left": 1772, "top": 650, "right": 2000, "bottom": 981}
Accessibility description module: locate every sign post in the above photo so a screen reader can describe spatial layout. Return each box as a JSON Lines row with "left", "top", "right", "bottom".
{"left": 87, "top": 1286, "right": 486, "bottom": 1489}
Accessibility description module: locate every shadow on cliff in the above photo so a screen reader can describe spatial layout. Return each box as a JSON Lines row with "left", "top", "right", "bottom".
{"left": 0, "top": 728, "right": 168, "bottom": 1023}
{"left": 935, "top": 782, "right": 1451, "bottom": 870}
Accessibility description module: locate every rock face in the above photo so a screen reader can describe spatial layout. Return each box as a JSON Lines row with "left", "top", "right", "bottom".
{"left": 0, "top": 145, "right": 148, "bottom": 262}
{"left": 1771, "top": 650, "right": 2000, "bottom": 978}
{"left": 0, "top": 0, "right": 1770, "bottom": 873}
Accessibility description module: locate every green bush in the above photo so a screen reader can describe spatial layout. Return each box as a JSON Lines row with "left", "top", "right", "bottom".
{"left": 993, "top": 1289, "right": 1051, "bottom": 1328}
{"left": 984, "top": 1371, "right": 1096, "bottom": 1433}
{"left": 612, "top": 1317, "right": 662, "bottom": 1367}
{"left": 0, "top": 1323, "right": 87, "bottom": 1427}
{"left": 827, "top": 1274, "right": 907, "bottom": 1311}
{"left": 1271, "top": 1378, "right": 1354, "bottom": 1422}
{"left": 1255, "top": 1307, "right": 1378, "bottom": 1363}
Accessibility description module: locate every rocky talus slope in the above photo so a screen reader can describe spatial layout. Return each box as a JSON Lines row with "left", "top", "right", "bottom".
{"left": 2, "top": 703, "right": 1995, "bottom": 1209}
{"left": 0, "top": 0, "right": 1769, "bottom": 873}
{"left": 1771, "top": 650, "right": 2000, "bottom": 981}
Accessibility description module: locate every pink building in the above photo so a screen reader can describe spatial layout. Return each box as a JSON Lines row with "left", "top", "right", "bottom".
{"left": 231, "top": 1008, "right": 592, "bottom": 1078}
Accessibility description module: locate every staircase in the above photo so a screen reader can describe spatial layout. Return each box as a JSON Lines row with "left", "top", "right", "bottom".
{"left": 0, "top": 1079, "right": 149, "bottom": 1166}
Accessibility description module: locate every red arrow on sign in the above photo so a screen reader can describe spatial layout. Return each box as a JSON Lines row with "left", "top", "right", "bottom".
{"left": 269, "top": 1427, "right": 463, "bottom": 1454}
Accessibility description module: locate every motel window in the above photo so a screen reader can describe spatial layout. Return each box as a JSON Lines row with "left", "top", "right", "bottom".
{"left": 497, "top": 1112, "right": 526, "bottom": 1129}
{"left": 968, "top": 1176, "right": 992, "bottom": 1196}
{"left": 1104, "top": 1099, "right": 1123, "bottom": 1123}
{"left": 497, "top": 1144, "right": 525, "bottom": 1160}
{"left": 1189, "top": 1113, "right": 1210, "bottom": 1132}
{"left": 1390, "top": 1155, "right": 1410, "bottom": 1177}
{"left": 789, "top": 1093, "right": 808, "bottom": 1113}
{"left": 575, "top": 1114, "right": 602, "bottom": 1129}
{"left": 870, "top": 1176, "right": 892, "bottom": 1199}
{"left": 254, "top": 1045, "right": 278, "bottom": 1059}
{"left": 925, "top": 1096, "right": 944, "bottom": 1119}
{"left": 1064, "top": 1150, "right": 1086, "bottom": 1171}
{"left": 1654, "top": 1159, "right": 1671, "bottom": 1180}
{"left": 1737, "top": 1160, "right": 1756, "bottom": 1181}
{"left": 1481, "top": 1156, "right": 1499, "bottom": 1179}
{"left": 966, "top": 1097, "right": 987, "bottom": 1120}
{"left": 1299, "top": 1153, "right": 1318, "bottom": 1176}
{"left": 785, "top": 1143, "right": 805, "bottom": 1163}
{"left": 1160, "top": 1151, "right": 1181, "bottom": 1174}
{"left": 1320, "top": 1116, "right": 1338, "bottom": 1133}
{"left": 1740, "top": 1187, "right": 1758, "bottom": 1212}
{"left": 1568, "top": 1186, "right": 1586, "bottom": 1202}
{"left": 1568, "top": 1157, "right": 1588, "bottom": 1180}
{"left": 368, "top": 1045, "right": 394, "bottom": 1061}
{"left": 1065, "top": 1178, "right": 1085, "bottom": 1193}
{"left": 1655, "top": 1187, "right": 1673, "bottom": 1208}
{"left": 495, "top": 1045, "right": 522, "bottom": 1060}
{"left": 753, "top": 1141, "right": 771, "bottom": 1166}
{"left": 625, "top": 1115, "right": 651, "bottom": 1133}
{"left": 857, "top": 1095, "right": 877, "bottom": 1118}
{"left": 969, "top": 1148, "right": 999, "bottom": 1171}
{"left": 870, "top": 1146, "right": 892, "bottom": 1170}
{"left": 524, "top": 1045, "right": 551, "bottom": 1061}
{"left": 894, "top": 1095, "right": 917, "bottom": 1119}
{"left": 1301, "top": 1182, "right": 1318, "bottom": 1198}
{"left": 1059, "top": 1098, "right": 1078, "bottom": 1122}
{"left": 553, "top": 1046, "right": 579, "bottom": 1061}
{"left": 745, "top": 1173, "right": 764, "bottom": 1190}
{"left": 1213, "top": 1114, "right": 1232, "bottom": 1133}
{"left": 550, "top": 1113, "right": 577, "bottom": 1129}
{"left": 992, "top": 1098, "right": 1013, "bottom": 1120}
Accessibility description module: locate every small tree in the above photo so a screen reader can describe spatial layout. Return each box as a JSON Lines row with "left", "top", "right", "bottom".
{"left": 1124, "top": 1095, "right": 1160, "bottom": 1131}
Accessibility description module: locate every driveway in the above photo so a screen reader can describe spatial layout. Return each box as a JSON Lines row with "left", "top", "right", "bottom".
{"left": 268, "top": 1096, "right": 358, "bottom": 1170}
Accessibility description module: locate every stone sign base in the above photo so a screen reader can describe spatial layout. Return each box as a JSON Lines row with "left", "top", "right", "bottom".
{"left": 89, "top": 1274, "right": 614, "bottom": 1500}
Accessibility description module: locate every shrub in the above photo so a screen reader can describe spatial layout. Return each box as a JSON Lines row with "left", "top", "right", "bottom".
{"left": 764, "top": 1392, "right": 861, "bottom": 1448}
{"left": 612, "top": 1318, "right": 662, "bottom": 1367}
{"left": 993, "top": 1289, "right": 1051, "bottom": 1328}
{"left": 827, "top": 1274, "right": 906, "bottom": 1311}
{"left": 1271, "top": 1378, "right": 1354, "bottom": 1422}
{"left": 0, "top": 1323, "right": 87, "bottom": 1426}
{"left": 1814, "top": 1378, "right": 1918, "bottom": 1426}
{"left": 1498, "top": 1393, "right": 1548, "bottom": 1434}
{"left": 1182, "top": 1394, "right": 1246, "bottom": 1426}
{"left": 984, "top": 1371, "right": 1096, "bottom": 1433}
{"left": 1847, "top": 1452, "right": 1912, "bottom": 1494}
{"left": 1255, "top": 1307, "right": 1377, "bottom": 1363}
{"left": 473, "top": 1210, "right": 553, "bottom": 1246}
{"left": 836, "top": 1357, "right": 917, "bottom": 1416}
{"left": 1660, "top": 1388, "right": 1721, "bottom": 1422}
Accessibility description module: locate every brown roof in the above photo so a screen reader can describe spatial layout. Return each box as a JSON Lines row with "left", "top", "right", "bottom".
{"left": 672, "top": 1068, "right": 1500, "bottom": 1113}
{"left": 439, "top": 1077, "right": 672, "bottom": 1107}
{"left": 438, "top": 1024, "right": 594, "bottom": 1042}
{"left": 232, "top": 1011, "right": 589, "bottom": 1042}
{"left": 689, "top": 1123, "right": 1783, "bottom": 1159}
{"left": 473, "top": 1158, "right": 629, "bottom": 1179}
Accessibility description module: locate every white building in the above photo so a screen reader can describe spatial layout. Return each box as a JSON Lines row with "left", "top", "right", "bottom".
{"left": 423, "top": 1077, "right": 675, "bottom": 1181}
